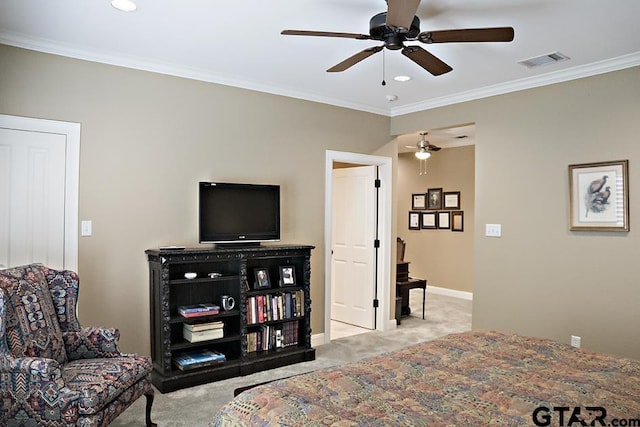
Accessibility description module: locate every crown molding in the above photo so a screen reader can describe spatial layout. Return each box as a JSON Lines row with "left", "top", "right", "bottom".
{"left": 2, "top": 30, "right": 639, "bottom": 118}
{"left": 389, "top": 52, "right": 640, "bottom": 117}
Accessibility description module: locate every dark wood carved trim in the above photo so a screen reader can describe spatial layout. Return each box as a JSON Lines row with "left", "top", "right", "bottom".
{"left": 145, "top": 244, "right": 315, "bottom": 392}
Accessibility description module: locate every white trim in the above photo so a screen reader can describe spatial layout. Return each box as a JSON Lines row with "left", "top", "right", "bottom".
{"left": 311, "top": 333, "right": 325, "bottom": 348}
{"left": 390, "top": 52, "right": 640, "bottom": 116}
{"left": 0, "top": 114, "right": 80, "bottom": 271}
{"left": 427, "top": 285, "right": 473, "bottom": 301}
{"left": 324, "top": 150, "right": 393, "bottom": 345}
{"left": 3, "top": 31, "right": 638, "bottom": 118}
{"left": 0, "top": 31, "right": 389, "bottom": 116}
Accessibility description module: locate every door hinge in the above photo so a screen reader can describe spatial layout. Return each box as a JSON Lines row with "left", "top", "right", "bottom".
{"left": 373, "top": 299, "right": 379, "bottom": 308}
{"left": 374, "top": 239, "right": 380, "bottom": 248}
{"left": 374, "top": 179, "right": 381, "bottom": 188}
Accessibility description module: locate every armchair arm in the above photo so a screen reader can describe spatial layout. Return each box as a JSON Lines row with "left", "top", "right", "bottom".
{"left": 64, "top": 326, "right": 125, "bottom": 360}
{"left": 0, "top": 354, "right": 80, "bottom": 424}
{"left": 1, "top": 353, "right": 62, "bottom": 379}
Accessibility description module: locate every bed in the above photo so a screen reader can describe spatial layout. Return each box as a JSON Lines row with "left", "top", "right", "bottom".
{"left": 211, "top": 330, "right": 640, "bottom": 426}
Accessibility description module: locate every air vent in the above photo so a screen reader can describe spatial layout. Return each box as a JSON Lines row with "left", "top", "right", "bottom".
{"left": 518, "top": 51, "right": 570, "bottom": 68}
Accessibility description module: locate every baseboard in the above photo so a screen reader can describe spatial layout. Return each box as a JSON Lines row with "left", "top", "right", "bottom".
{"left": 312, "top": 333, "right": 325, "bottom": 347}
{"left": 427, "top": 285, "right": 473, "bottom": 301}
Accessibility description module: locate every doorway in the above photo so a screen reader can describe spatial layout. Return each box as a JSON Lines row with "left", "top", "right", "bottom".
{"left": 324, "top": 150, "right": 393, "bottom": 344}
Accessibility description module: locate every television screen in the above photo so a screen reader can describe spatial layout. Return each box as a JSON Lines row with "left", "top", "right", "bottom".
{"left": 199, "top": 182, "right": 280, "bottom": 244}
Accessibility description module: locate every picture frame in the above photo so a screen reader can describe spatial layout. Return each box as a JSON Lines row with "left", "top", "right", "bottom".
{"left": 412, "top": 193, "right": 426, "bottom": 210}
{"left": 427, "top": 187, "right": 443, "bottom": 210}
{"left": 408, "top": 211, "right": 421, "bottom": 230}
{"left": 443, "top": 191, "right": 461, "bottom": 209}
{"left": 451, "top": 211, "right": 464, "bottom": 232}
{"left": 421, "top": 212, "right": 437, "bottom": 229}
{"left": 253, "top": 268, "right": 271, "bottom": 289}
{"left": 569, "top": 160, "right": 629, "bottom": 231}
{"left": 437, "top": 211, "right": 451, "bottom": 229}
{"left": 279, "top": 266, "right": 296, "bottom": 287}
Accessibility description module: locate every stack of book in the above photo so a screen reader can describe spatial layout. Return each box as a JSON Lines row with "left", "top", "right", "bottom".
{"left": 183, "top": 320, "right": 224, "bottom": 342}
{"left": 246, "top": 320, "right": 299, "bottom": 353}
{"left": 178, "top": 303, "right": 220, "bottom": 318}
{"left": 246, "top": 290, "right": 304, "bottom": 325}
{"left": 173, "top": 348, "right": 226, "bottom": 371}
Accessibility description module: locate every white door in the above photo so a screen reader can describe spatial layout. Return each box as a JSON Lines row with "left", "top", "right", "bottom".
{"left": 331, "top": 165, "right": 377, "bottom": 329}
{"left": 0, "top": 115, "right": 80, "bottom": 270}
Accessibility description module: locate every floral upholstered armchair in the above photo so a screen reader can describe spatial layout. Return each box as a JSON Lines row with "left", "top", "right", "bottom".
{"left": 0, "top": 264, "right": 155, "bottom": 426}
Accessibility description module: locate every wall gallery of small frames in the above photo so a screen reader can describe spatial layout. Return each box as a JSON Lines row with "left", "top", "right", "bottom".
{"left": 409, "top": 189, "right": 463, "bottom": 232}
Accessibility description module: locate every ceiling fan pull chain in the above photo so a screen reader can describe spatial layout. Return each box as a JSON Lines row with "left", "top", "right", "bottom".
{"left": 419, "top": 158, "right": 427, "bottom": 175}
{"left": 381, "top": 49, "right": 386, "bottom": 86}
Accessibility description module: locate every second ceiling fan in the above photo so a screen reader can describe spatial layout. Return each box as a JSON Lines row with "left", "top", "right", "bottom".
{"left": 281, "top": 0, "right": 514, "bottom": 76}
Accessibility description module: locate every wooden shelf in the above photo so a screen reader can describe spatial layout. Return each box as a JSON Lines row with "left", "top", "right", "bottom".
{"left": 146, "top": 244, "right": 315, "bottom": 393}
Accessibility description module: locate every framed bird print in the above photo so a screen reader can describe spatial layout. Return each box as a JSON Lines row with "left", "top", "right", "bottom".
{"left": 569, "top": 160, "right": 629, "bottom": 231}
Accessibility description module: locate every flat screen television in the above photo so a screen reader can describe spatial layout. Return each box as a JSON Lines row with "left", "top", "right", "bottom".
{"left": 199, "top": 182, "right": 280, "bottom": 245}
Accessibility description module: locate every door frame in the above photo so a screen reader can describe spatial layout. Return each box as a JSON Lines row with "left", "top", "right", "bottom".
{"left": 0, "top": 114, "right": 80, "bottom": 271}
{"left": 324, "top": 150, "right": 393, "bottom": 343}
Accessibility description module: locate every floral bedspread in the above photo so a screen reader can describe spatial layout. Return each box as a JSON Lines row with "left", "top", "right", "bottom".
{"left": 211, "top": 330, "right": 640, "bottom": 426}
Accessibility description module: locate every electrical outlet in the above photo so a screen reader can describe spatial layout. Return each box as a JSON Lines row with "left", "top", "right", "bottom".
{"left": 570, "top": 335, "right": 581, "bottom": 348}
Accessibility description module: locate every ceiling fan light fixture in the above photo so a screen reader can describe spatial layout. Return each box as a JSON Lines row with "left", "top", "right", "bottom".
{"left": 415, "top": 149, "right": 431, "bottom": 160}
{"left": 111, "top": 0, "right": 137, "bottom": 12}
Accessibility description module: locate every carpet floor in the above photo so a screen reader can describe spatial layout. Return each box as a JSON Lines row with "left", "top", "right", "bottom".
{"left": 111, "top": 289, "right": 472, "bottom": 426}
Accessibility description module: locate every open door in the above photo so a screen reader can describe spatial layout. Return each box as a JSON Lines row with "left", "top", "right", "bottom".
{"left": 330, "top": 165, "right": 377, "bottom": 329}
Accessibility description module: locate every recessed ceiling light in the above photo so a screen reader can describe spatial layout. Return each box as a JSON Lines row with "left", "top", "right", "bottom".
{"left": 111, "top": 0, "right": 137, "bottom": 12}
{"left": 393, "top": 75, "right": 412, "bottom": 82}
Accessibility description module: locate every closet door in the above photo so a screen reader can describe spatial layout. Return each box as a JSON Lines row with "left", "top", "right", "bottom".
{"left": 0, "top": 115, "right": 79, "bottom": 270}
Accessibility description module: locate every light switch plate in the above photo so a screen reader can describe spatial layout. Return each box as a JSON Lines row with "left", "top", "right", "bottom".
{"left": 485, "top": 224, "right": 502, "bottom": 237}
{"left": 81, "top": 220, "right": 92, "bottom": 236}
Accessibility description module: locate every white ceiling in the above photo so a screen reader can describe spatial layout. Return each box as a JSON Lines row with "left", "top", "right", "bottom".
{"left": 1, "top": 0, "right": 639, "bottom": 120}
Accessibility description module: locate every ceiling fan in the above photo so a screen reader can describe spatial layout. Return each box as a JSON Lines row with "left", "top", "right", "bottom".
{"left": 281, "top": 0, "right": 514, "bottom": 76}
{"left": 409, "top": 132, "right": 441, "bottom": 159}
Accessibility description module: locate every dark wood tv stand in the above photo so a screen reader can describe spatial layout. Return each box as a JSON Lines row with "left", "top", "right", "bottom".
{"left": 146, "top": 244, "right": 315, "bottom": 392}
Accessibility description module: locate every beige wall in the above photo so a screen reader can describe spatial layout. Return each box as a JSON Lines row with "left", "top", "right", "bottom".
{"left": 3, "top": 42, "right": 639, "bottom": 360}
{"left": 396, "top": 145, "right": 475, "bottom": 293}
{"left": 0, "top": 44, "right": 392, "bottom": 354}
{"left": 391, "top": 67, "right": 640, "bottom": 359}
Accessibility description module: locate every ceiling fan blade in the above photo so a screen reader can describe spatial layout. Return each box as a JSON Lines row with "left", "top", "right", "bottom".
{"left": 401, "top": 46, "right": 452, "bottom": 76}
{"left": 427, "top": 144, "right": 442, "bottom": 151}
{"left": 281, "top": 30, "right": 372, "bottom": 40}
{"left": 418, "top": 27, "right": 515, "bottom": 44}
{"left": 327, "top": 46, "right": 383, "bottom": 72}
{"left": 386, "top": 0, "right": 421, "bottom": 32}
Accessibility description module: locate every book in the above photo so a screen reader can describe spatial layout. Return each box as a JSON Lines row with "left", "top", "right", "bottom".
{"left": 178, "top": 303, "right": 220, "bottom": 318}
{"left": 183, "top": 327, "right": 224, "bottom": 342}
{"left": 183, "top": 321, "right": 224, "bottom": 332}
{"left": 178, "top": 303, "right": 220, "bottom": 315}
{"left": 173, "top": 349, "right": 226, "bottom": 371}
{"left": 180, "top": 310, "right": 219, "bottom": 318}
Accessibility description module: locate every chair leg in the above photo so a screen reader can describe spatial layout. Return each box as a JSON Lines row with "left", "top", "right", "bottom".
{"left": 145, "top": 391, "right": 157, "bottom": 427}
